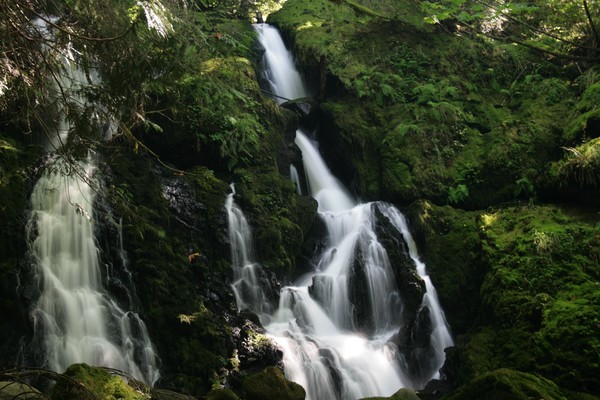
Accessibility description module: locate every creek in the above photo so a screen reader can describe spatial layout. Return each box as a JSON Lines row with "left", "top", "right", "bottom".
{"left": 225, "top": 24, "right": 454, "bottom": 399}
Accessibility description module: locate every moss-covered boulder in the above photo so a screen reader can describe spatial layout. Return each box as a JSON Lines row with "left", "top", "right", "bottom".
{"left": 206, "top": 387, "right": 241, "bottom": 400}
{"left": 242, "top": 366, "right": 305, "bottom": 400}
{"left": 50, "top": 363, "right": 146, "bottom": 400}
{"left": 360, "top": 387, "right": 421, "bottom": 400}
{"left": 404, "top": 200, "right": 483, "bottom": 335}
{"left": 442, "top": 368, "right": 566, "bottom": 400}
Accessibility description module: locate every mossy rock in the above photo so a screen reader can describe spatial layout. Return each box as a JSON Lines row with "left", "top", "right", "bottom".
{"left": 242, "top": 366, "right": 305, "bottom": 400}
{"left": 206, "top": 387, "right": 241, "bottom": 400}
{"left": 150, "top": 388, "right": 197, "bottom": 399}
{"left": 404, "top": 200, "right": 483, "bottom": 334}
{"left": 50, "top": 363, "right": 146, "bottom": 400}
{"left": 442, "top": 368, "right": 567, "bottom": 400}
{"left": 360, "top": 387, "right": 421, "bottom": 400}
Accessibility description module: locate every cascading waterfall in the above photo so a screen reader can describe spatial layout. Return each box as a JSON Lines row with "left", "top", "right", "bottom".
{"left": 28, "top": 157, "right": 159, "bottom": 384}
{"left": 26, "top": 17, "right": 159, "bottom": 384}
{"left": 254, "top": 23, "right": 309, "bottom": 103}
{"left": 289, "top": 165, "right": 302, "bottom": 195}
{"left": 222, "top": 23, "right": 455, "bottom": 399}
{"left": 226, "top": 184, "right": 272, "bottom": 317}
{"left": 378, "top": 206, "right": 454, "bottom": 382}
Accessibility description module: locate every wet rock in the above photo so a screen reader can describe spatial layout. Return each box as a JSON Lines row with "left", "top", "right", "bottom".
{"left": 230, "top": 318, "right": 282, "bottom": 374}
{"left": 162, "top": 177, "right": 207, "bottom": 230}
{"left": 206, "top": 387, "right": 240, "bottom": 400}
{"left": 281, "top": 98, "right": 319, "bottom": 131}
{"left": 373, "top": 205, "right": 425, "bottom": 321}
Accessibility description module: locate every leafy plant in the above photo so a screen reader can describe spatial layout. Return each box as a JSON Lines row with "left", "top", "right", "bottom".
{"left": 448, "top": 183, "right": 469, "bottom": 204}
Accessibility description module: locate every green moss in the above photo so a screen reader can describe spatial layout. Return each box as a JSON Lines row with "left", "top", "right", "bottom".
{"left": 408, "top": 201, "right": 600, "bottom": 396}
{"left": 51, "top": 364, "right": 145, "bottom": 400}
{"left": 442, "top": 368, "right": 567, "bottom": 400}
{"left": 548, "top": 136, "right": 600, "bottom": 189}
{"left": 405, "top": 201, "right": 483, "bottom": 333}
{"left": 242, "top": 366, "right": 305, "bottom": 400}
{"left": 270, "top": 0, "right": 577, "bottom": 208}
{"left": 206, "top": 387, "right": 241, "bottom": 400}
{"left": 234, "top": 167, "right": 317, "bottom": 277}
{"left": 360, "top": 388, "right": 421, "bottom": 400}
{"left": 532, "top": 281, "right": 600, "bottom": 391}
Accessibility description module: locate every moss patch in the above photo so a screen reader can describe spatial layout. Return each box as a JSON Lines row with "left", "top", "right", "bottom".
{"left": 442, "top": 368, "right": 567, "bottom": 400}
{"left": 242, "top": 366, "right": 305, "bottom": 400}
{"left": 51, "top": 364, "right": 146, "bottom": 400}
{"left": 271, "top": 0, "right": 575, "bottom": 207}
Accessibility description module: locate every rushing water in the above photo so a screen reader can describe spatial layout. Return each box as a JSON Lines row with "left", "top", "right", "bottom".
{"left": 224, "top": 24, "right": 454, "bottom": 399}
{"left": 226, "top": 184, "right": 273, "bottom": 317}
{"left": 255, "top": 23, "right": 309, "bottom": 103}
{"left": 28, "top": 157, "right": 159, "bottom": 384}
{"left": 26, "top": 18, "right": 159, "bottom": 384}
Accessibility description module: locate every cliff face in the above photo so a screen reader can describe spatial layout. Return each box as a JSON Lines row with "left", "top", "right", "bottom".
{"left": 0, "top": 0, "right": 599, "bottom": 399}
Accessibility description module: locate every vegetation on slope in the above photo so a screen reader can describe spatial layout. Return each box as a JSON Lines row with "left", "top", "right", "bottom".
{"left": 269, "top": 0, "right": 599, "bottom": 208}
{"left": 269, "top": 0, "right": 600, "bottom": 399}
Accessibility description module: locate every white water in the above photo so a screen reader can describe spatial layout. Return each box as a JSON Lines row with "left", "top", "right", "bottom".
{"left": 226, "top": 184, "right": 272, "bottom": 317}
{"left": 289, "top": 165, "right": 302, "bottom": 195}
{"left": 224, "top": 24, "right": 455, "bottom": 399}
{"left": 254, "top": 24, "right": 309, "bottom": 103}
{"left": 378, "top": 206, "right": 454, "bottom": 381}
{"left": 26, "top": 18, "right": 159, "bottom": 384}
{"left": 28, "top": 157, "right": 159, "bottom": 384}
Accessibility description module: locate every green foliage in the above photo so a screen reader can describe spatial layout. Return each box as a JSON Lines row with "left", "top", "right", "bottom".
{"left": 413, "top": 202, "right": 600, "bottom": 397}
{"left": 548, "top": 137, "right": 600, "bottom": 189}
{"left": 51, "top": 364, "right": 145, "bottom": 400}
{"left": 448, "top": 183, "right": 469, "bottom": 204}
{"left": 421, "top": 0, "right": 600, "bottom": 60}
{"left": 442, "top": 368, "right": 567, "bottom": 400}
{"left": 354, "top": 70, "right": 406, "bottom": 106}
{"left": 233, "top": 168, "right": 316, "bottom": 276}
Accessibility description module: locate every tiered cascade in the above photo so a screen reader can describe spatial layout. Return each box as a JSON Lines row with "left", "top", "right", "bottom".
{"left": 223, "top": 23, "right": 454, "bottom": 399}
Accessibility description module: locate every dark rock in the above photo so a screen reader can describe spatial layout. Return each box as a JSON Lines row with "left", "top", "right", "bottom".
{"left": 162, "top": 176, "right": 207, "bottom": 231}
{"left": 281, "top": 98, "right": 319, "bottom": 131}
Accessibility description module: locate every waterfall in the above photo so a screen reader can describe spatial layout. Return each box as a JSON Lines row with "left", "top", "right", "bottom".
{"left": 26, "top": 18, "right": 159, "bottom": 384}
{"left": 28, "top": 157, "right": 159, "bottom": 384}
{"left": 377, "top": 206, "right": 453, "bottom": 368}
{"left": 255, "top": 24, "right": 309, "bottom": 103}
{"left": 289, "top": 165, "right": 302, "bottom": 195}
{"left": 226, "top": 184, "right": 272, "bottom": 317}
{"left": 225, "top": 24, "right": 455, "bottom": 399}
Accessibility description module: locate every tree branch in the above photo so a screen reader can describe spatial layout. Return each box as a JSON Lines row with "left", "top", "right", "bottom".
{"left": 476, "top": 0, "right": 597, "bottom": 51}
{"left": 25, "top": 5, "right": 136, "bottom": 42}
{"left": 583, "top": 0, "right": 600, "bottom": 52}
